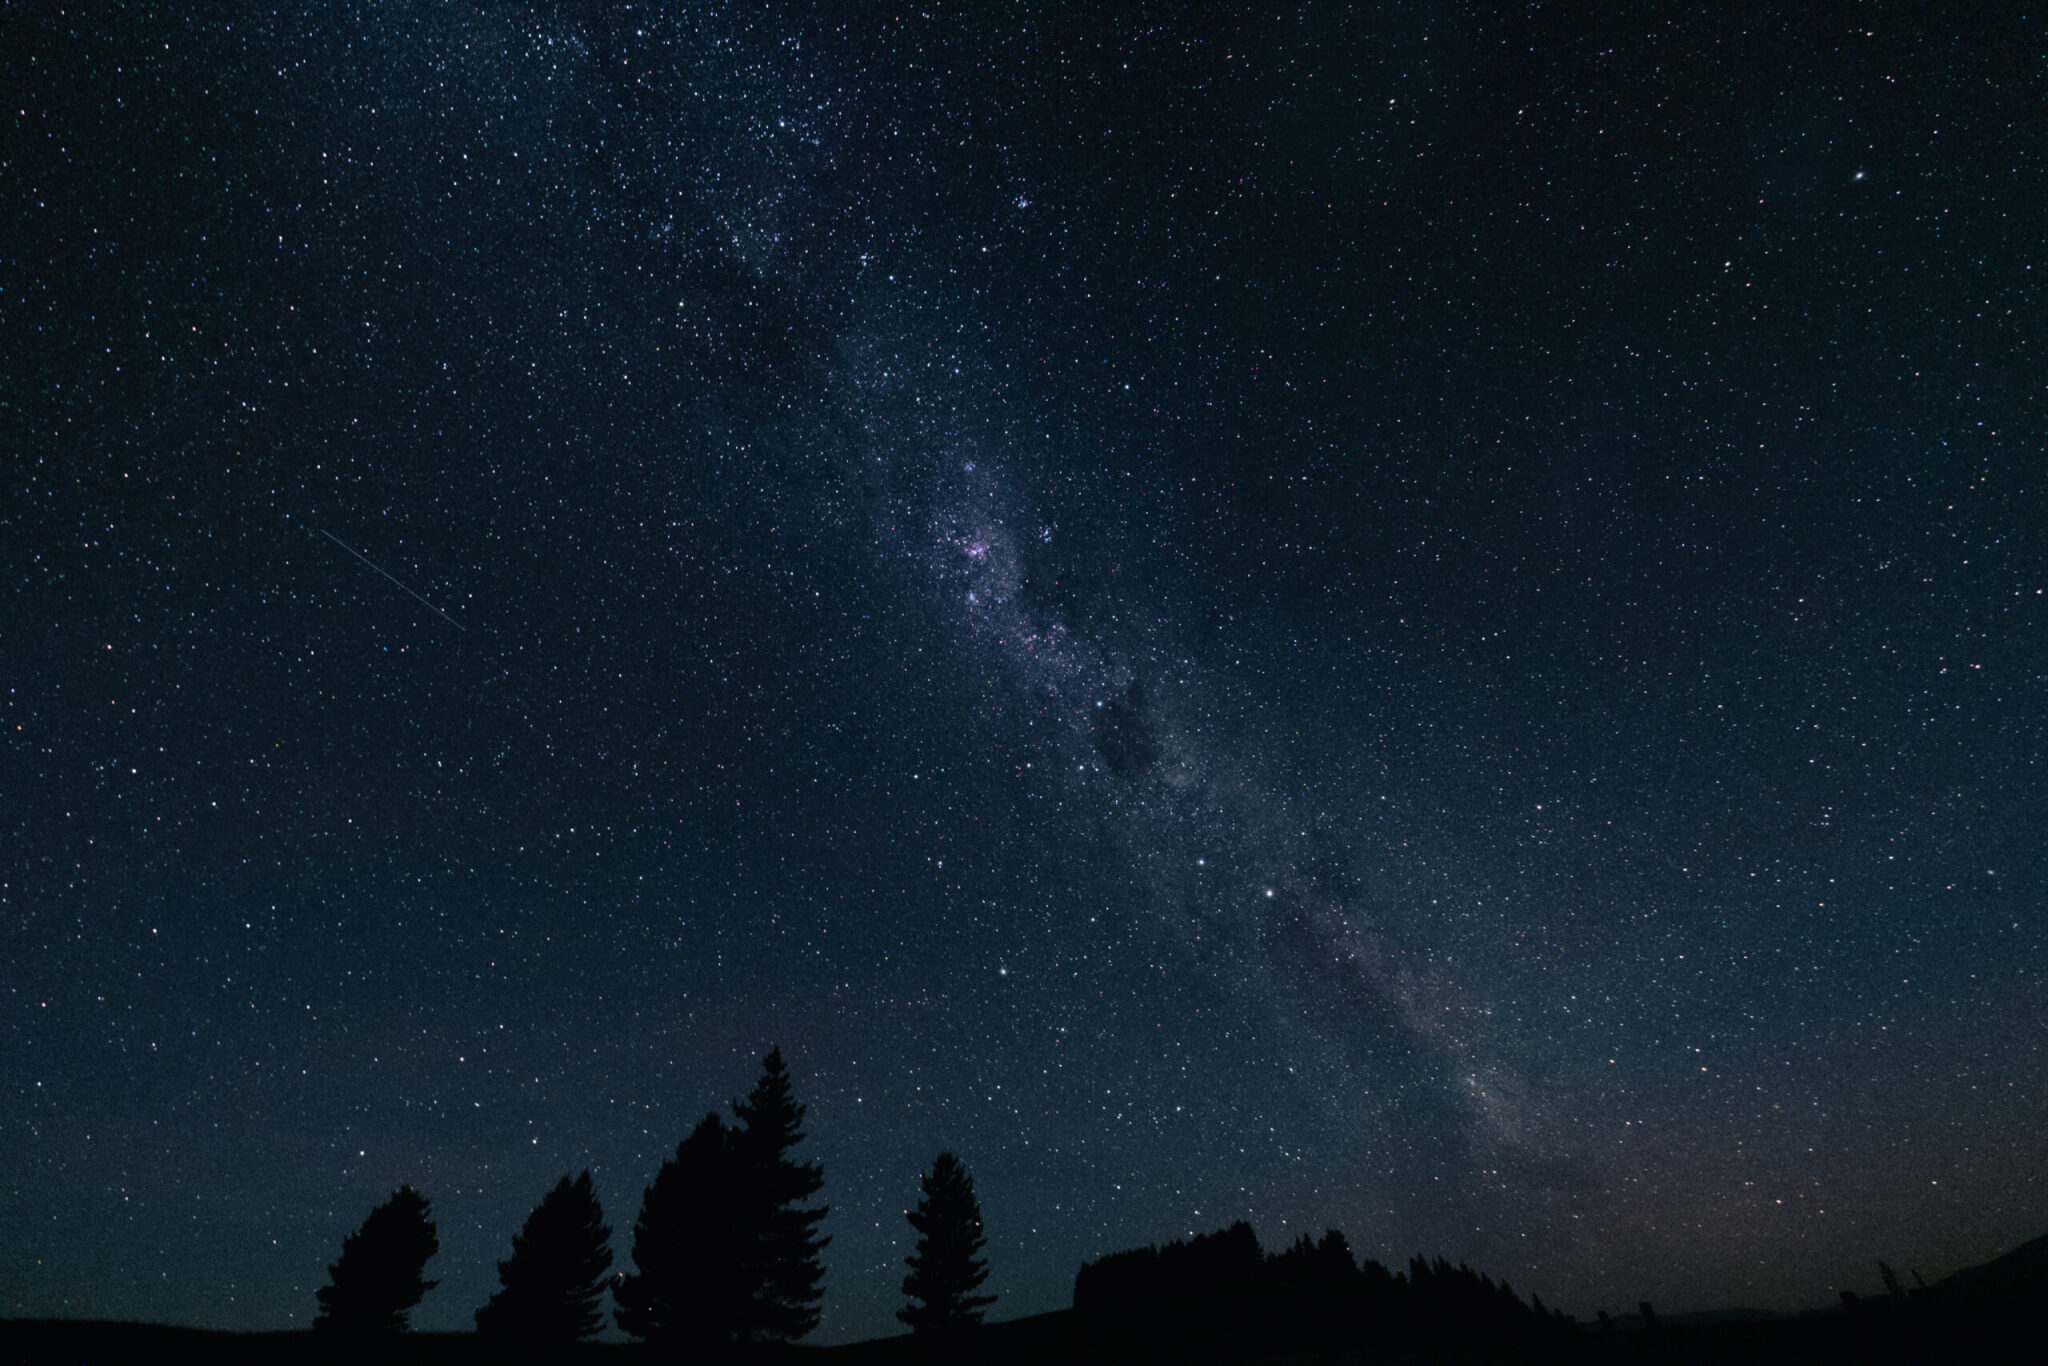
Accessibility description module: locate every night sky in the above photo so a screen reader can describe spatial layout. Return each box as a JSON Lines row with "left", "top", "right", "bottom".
{"left": 5, "top": 1, "right": 2043, "bottom": 1345}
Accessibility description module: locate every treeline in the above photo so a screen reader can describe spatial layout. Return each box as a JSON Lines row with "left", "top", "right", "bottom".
{"left": 311, "top": 1048, "right": 994, "bottom": 1346}
{"left": 305, "top": 1047, "right": 1587, "bottom": 1359}
{"left": 1074, "top": 1221, "right": 1579, "bottom": 1358}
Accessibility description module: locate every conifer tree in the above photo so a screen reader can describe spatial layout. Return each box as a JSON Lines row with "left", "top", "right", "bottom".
{"left": 731, "top": 1046, "right": 830, "bottom": 1342}
{"left": 615, "top": 1112, "right": 751, "bottom": 1345}
{"left": 475, "top": 1170, "right": 614, "bottom": 1343}
{"left": 314, "top": 1186, "right": 439, "bottom": 1334}
{"left": 898, "top": 1151, "right": 996, "bottom": 1333}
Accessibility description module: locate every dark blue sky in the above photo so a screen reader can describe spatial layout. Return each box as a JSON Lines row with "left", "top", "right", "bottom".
{"left": 4, "top": 1, "right": 2042, "bottom": 1344}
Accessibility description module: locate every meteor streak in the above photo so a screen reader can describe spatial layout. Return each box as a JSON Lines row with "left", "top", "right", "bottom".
{"left": 319, "top": 529, "right": 467, "bottom": 631}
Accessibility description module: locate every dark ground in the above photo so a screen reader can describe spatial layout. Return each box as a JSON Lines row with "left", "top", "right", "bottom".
{"left": 4, "top": 1301, "right": 2043, "bottom": 1366}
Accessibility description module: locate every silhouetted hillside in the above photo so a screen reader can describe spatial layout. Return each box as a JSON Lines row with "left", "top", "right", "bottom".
{"left": 1919, "top": 1230, "right": 2048, "bottom": 1307}
{"left": 10, "top": 1226, "right": 2047, "bottom": 1364}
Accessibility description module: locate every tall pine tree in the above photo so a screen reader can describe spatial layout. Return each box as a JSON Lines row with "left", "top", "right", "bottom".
{"left": 314, "top": 1186, "right": 439, "bottom": 1334}
{"left": 475, "top": 1170, "right": 614, "bottom": 1343}
{"left": 898, "top": 1152, "right": 996, "bottom": 1333}
{"left": 731, "top": 1046, "right": 830, "bottom": 1342}
{"left": 615, "top": 1113, "right": 752, "bottom": 1346}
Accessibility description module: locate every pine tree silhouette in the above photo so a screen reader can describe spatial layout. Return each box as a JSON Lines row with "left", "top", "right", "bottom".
{"left": 898, "top": 1151, "right": 996, "bottom": 1333}
{"left": 615, "top": 1112, "right": 752, "bottom": 1346}
{"left": 314, "top": 1186, "right": 439, "bottom": 1334}
{"left": 731, "top": 1045, "right": 830, "bottom": 1343}
{"left": 475, "top": 1170, "right": 614, "bottom": 1343}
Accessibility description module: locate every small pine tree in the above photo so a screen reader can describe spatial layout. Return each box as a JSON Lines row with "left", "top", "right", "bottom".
{"left": 732, "top": 1046, "right": 830, "bottom": 1342}
{"left": 314, "top": 1186, "right": 439, "bottom": 1334}
{"left": 615, "top": 1112, "right": 752, "bottom": 1345}
{"left": 475, "top": 1170, "right": 614, "bottom": 1343}
{"left": 898, "top": 1151, "right": 996, "bottom": 1333}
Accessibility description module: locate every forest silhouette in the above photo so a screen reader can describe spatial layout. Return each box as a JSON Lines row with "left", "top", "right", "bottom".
{"left": 4, "top": 1043, "right": 2042, "bottom": 1362}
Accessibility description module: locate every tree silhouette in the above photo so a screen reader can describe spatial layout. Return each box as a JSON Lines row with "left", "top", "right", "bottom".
{"left": 314, "top": 1186, "right": 439, "bottom": 1334}
{"left": 731, "top": 1045, "right": 830, "bottom": 1342}
{"left": 615, "top": 1112, "right": 752, "bottom": 1346}
{"left": 898, "top": 1151, "right": 996, "bottom": 1333}
{"left": 475, "top": 1170, "right": 614, "bottom": 1343}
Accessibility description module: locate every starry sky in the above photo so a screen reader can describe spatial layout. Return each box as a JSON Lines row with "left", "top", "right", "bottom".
{"left": 4, "top": 0, "right": 2043, "bottom": 1345}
